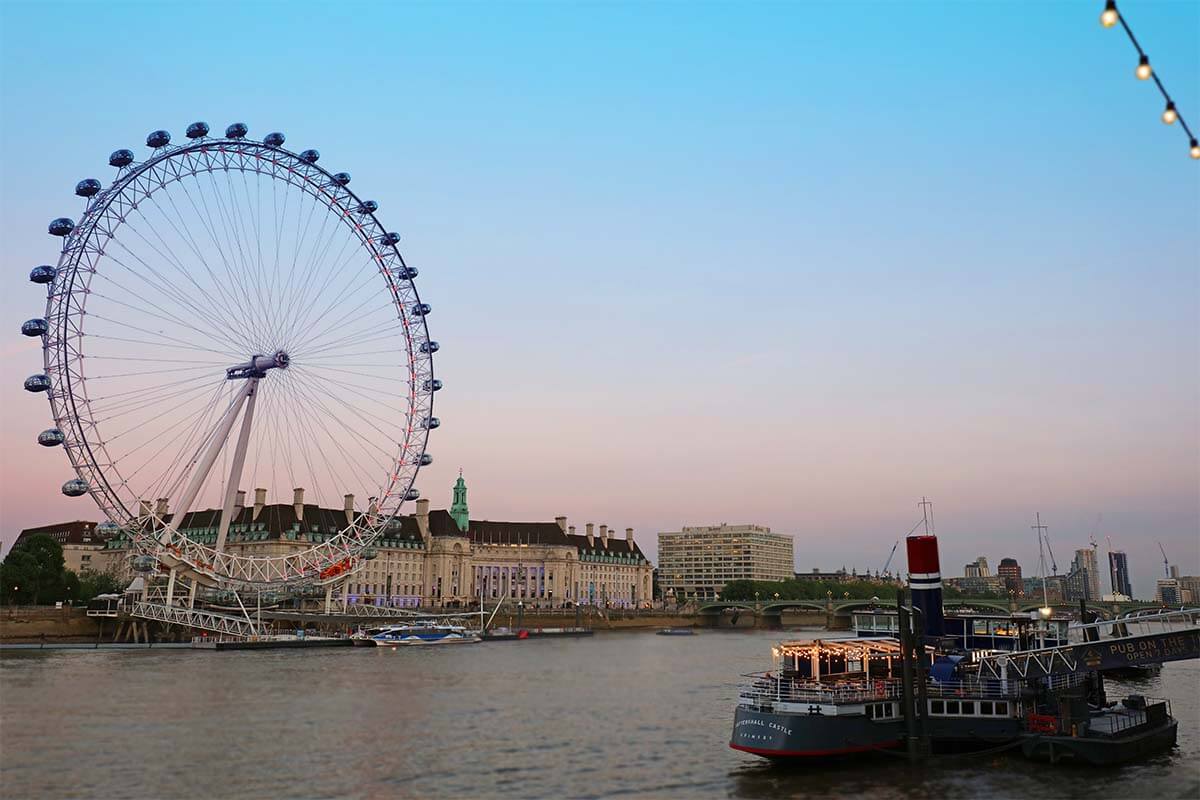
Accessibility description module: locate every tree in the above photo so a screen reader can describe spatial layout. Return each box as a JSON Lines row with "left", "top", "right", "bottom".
{"left": 78, "top": 570, "right": 123, "bottom": 602}
{"left": 0, "top": 534, "right": 69, "bottom": 605}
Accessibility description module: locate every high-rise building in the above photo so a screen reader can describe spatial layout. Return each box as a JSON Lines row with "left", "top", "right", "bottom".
{"left": 1156, "top": 579, "right": 1181, "bottom": 605}
{"left": 1177, "top": 576, "right": 1200, "bottom": 605}
{"left": 963, "top": 556, "right": 989, "bottom": 578}
{"left": 1064, "top": 564, "right": 1093, "bottom": 602}
{"left": 1072, "top": 548, "right": 1101, "bottom": 600}
{"left": 1108, "top": 550, "right": 1132, "bottom": 598}
{"left": 998, "top": 558, "right": 1023, "bottom": 597}
{"left": 657, "top": 523, "right": 794, "bottom": 599}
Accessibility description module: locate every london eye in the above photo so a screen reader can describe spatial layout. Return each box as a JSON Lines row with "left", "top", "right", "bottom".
{"left": 22, "top": 122, "right": 438, "bottom": 594}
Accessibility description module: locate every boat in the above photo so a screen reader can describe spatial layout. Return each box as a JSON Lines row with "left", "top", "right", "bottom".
{"left": 352, "top": 620, "right": 481, "bottom": 647}
{"left": 728, "top": 502, "right": 1193, "bottom": 764}
{"left": 656, "top": 628, "right": 695, "bottom": 636}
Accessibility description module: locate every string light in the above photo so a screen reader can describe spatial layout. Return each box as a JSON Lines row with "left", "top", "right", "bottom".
{"left": 1135, "top": 55, "right": 1151, "bottom": 81}
{"left": 1100, "top": 1, "right": 1196, "bottom": 160}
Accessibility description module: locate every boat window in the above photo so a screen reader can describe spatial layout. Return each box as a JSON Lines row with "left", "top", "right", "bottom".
{"left": 961, "top": 701, "right": 975, "bottom": 715}
{"left": 980, "top": 701, "right": 994, "bottom": 715}
{"left": 973, "top": 620, "right": 988, "bottom": 635}
{"left": 995, "top": 701, "right": 1008, "bottom": 716}
{"left": 946, "top": 700, "right": 960, "bottom": 715}
{"left": 931, "top": 700, "right": 944, "bottom": 715}
{"left": 866, "top": 704, "right": 875, "bottom": 719}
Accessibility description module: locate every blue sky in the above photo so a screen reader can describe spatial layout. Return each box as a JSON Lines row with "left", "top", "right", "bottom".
{"left": 1, "top": 1, "right": 1197, "bottom": 597}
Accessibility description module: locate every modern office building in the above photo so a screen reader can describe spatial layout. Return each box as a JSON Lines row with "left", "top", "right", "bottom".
{"left": 1108, "top": 550, "right": 1132, "bottom": 599}
{"left": 1156, "top": 579, "right": 1181, "bottom": 605}
{"left": 997, "top": 558, "right": 1023, "bottom": 597}
{"left": 657, "top": 523, "right": 795, "bottom": 599}
{"left": 963, "top": 557, "right": 990, "bottom": 578}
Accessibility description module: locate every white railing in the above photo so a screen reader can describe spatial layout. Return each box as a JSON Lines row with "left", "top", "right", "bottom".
{"left": 1071, "top": 607, "right": 1199, "bottom": 639}
{"left": 130, "top": 601, "right": 258, "bottom": 639}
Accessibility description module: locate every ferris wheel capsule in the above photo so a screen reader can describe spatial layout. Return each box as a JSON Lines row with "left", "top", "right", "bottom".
{"left": 423, "top": 379, "right": 442, "bottom": 392}
{"left": 62, "top": 478, "right": 89, "bottom": 497}
{"left": 24, "top": 374, "right": 50, "bottom": 392}
{"left": 146, "top": 130, "right": 171, "bottom": 148}
{"left": 299, "top": 149, "right": 320, "bottom": 163}
{"left": 21, "top": 318, "right": 49, "bottom": 337}
{"left": 380, "top": 232, "right": 400, "bottom": 245}
{"left": 414, "top": 453, "right": 433, "bottom": 466}
{"left": 225, "top": 122, "right": 248, "bottom": 139}
{"left": 109, "top": 149, "right": 134, "bottom": 168}
{"left": 75, "top": 179, "right": 101, "bottom": 198}
{"left": 131, "top": 555, "right": 157, "bottom": 572}
{"left": 420, "top": 341, "right": 439, "bottom": 353}
{"left": 185, "top": 121, "right": 210, "bottom": 139}
{"left": 404, "top": 488, "right": 420, "bottom": 501}
{"left": 357, "top": 200, "right": 378, "bottom": 213}
{"left": 411, "top": 303, "right": 431, "bottom": 317}
{"left": 263, "top": 132, "right": 285, "bottom": 147}
{"left": 37, "top": 428, "right": 65, "bottom": 447}
{"left": 48, "top": 218, "right": 75, "bottom": 237}
{"left": 331, "top": 172, "right": 351, "bottom": 186}
{"left": 362, "top": 547, "right": 379, "bottom": 561}
{"left": 96, "top": 520, "right": 120, "bottom": 536}
{"left": 29, "top": 265, "right": 57, "bottom": 284}
{"left": 396, "top": 265, "right": 418, "bottom": 280}
{"left": 422, "top": 417, "right": 440, "bottom": 429}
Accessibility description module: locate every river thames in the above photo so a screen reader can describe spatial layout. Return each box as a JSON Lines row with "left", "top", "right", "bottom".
{"left": 2, "top": 630, "right": 1197, "bottom": 799}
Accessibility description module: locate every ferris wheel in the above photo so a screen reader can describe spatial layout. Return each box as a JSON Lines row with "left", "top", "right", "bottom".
{"left": 22, "top": 122, "right": 439, "bottom": 590}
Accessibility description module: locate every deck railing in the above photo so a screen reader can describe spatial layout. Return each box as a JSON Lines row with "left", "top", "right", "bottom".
{"left": 737, "top": 669, "right": 1086, "bottom": 707}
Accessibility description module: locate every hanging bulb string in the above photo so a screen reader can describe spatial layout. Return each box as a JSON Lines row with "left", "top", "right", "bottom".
{"left": 1105, "top": 2, "right": 1197, "bottom": 152}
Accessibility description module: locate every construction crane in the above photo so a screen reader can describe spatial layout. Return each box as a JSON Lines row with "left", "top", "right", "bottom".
{"left": 881, "top": 539, "right": 900, "bottom": 576}
{"left": 1158, "top": 541, "right": 1170, "bottom": 578}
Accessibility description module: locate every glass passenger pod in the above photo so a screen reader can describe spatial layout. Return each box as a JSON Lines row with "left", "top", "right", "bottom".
{"left": 96, "top": 520, "right": 120, "bottom": 536}
{"left": 414, "top": 453, "right": 433, "bottom": 466}
{"left": 225, "top": 123, "right": 249, "bottom": 139}
{"left": 264, "top": 132, "right": 286, "bottom": 148}
{"left": 404, "top": 488, "right": 420, "bottom": 500}
{"left": 74, "top": 178, "right": 102, "bottom": 197}
{"left": 62, "top": 478, "right": 89, "bottom": 497}
{"left": 396, "top": 265, "right": 418, "bottom": 280}
{"left": 30, "top": 265, "right": 57, "bottom": 284}
{"left": 299, "top": 149, "right": 320, "bottom": 164}
{"left": 380, "top": 232, "right": 400, "bottom": 245}
{"left": 185, "top": 121, "right": 210, "bottom": 139}
{"left": 357, "top": 200, "right": 378, "bottom": 214}
{"left": 362, "top": 548, "right": 379, "bottom": 561}
{"left": 24, "top": 374, "right": 51, "bottom": 392}
{"left": 423, "top": 379, "right": 442, "bottom": 392}
{"left": 37, "top": 428, "right": 65, "bottom": 447}
{"left": 331, "top": 172, "right": 351, "bottom": 186}
{"left": 108, "top": 149, "right": 135, "bottom": 168}
{"left": 420, "top": 340, "right": 438, "bottom": 354}
{"left": 21, "top": 318, "right": 49, "bottom": 337}
{"left": 48, "top": 218, "right": 75, "bottom": 237}
{"left": 422, "top": 417, "right": 440, "bottom": 429}
{"left": 132, "top": 555, "right": 158, "bottom": 573}
{"left": 145, "top": 130, "right": 171, "bottom": 148}
{"left": 411, "top": 303, "right": 431, "bottom": 317}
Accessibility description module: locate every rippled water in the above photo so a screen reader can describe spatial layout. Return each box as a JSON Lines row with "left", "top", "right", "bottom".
{"left": 2, "top": 630, "right": 1197, "bottom": 799}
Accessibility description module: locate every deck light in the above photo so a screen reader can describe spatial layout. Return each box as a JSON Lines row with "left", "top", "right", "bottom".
{"left": 1100, "top": 0, "right": 1119, "bottom": 28}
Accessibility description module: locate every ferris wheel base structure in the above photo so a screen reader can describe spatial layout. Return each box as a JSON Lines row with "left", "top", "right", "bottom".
{"left": 24, "top": 122, "right": 438, "bottom": 598}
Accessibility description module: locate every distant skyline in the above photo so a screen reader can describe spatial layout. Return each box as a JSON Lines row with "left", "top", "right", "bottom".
{"left": 1, "top": 1, "right": 1196, "bottom": 600}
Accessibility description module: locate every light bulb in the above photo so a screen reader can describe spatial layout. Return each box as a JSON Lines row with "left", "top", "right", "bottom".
{"left": 1136, "top": 55, "right": 1152, "bottom": 80}
{"left": 1191, "top": 139, "right": 1200, "bottom": 160}
{"left": 1162, "top": 102, "right": 1177, "bottom": 125}
{"left": 1100, "top": 1, "right": 1118, "bottom": 28}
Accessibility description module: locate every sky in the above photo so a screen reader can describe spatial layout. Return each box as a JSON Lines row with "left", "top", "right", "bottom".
{"left": 0, "top": 0, "right": 1196, "bottom": 600}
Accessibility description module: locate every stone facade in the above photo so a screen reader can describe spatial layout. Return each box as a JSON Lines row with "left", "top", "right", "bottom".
{"left": 92, "top": 476, "right": 653, "bottom": 609}
{"left": 14, "top": 520, "right": 109, "bottom": 575}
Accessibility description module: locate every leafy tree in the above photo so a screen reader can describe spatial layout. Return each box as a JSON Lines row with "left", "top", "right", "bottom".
{"left": 0, "top": 534, "right": 69, "bottom": 604}
{"left": 77, "top": 570, "right": 123, "bottom": 602}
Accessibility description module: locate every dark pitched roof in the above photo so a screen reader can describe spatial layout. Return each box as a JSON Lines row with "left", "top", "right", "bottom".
{"left": 16, "top": 520, "right": 105, "bottom": 547}
{"left": 426, "top": 508, "right": 646, "bottom": 560}
{"left": 163, "top": 503, "right": 423, "bottom": 544}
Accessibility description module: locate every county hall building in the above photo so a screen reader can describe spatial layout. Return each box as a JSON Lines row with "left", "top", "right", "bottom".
{"left": 89, "top": 474, "right": 652, "bottom": 609}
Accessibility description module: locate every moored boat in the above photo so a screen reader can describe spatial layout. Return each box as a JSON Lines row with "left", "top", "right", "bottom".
{"left": 352, "top": 620, "right": 481, "bottom": 647}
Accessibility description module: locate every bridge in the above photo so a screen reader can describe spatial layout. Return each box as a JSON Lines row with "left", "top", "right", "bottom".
{"left": 695, "top": 597, "right": 1168, "bottom": 628}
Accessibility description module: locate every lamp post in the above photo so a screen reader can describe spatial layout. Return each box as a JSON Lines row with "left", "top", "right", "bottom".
{"left": 517, "top": 600, "right": 524, "bottom": 631}
{"left": 754, "top": 591, "right": 760, "bottom": 613}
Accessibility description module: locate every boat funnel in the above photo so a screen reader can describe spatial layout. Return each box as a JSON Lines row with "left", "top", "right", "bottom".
{"left": 906, "top": 535, "right": 945, "bottom": 639}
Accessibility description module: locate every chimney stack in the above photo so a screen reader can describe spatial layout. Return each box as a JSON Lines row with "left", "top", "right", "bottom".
{"left": 586, "top": 523, "right": 594, "bottom": 548}
{"left": 235, "top": 490, "right": 246, "bottom": 512}
{"left": 555, "top": 516, "right": 567, "bottom": 532}
{"left": 416, "top": 498, "right": 431, "bottom": 541}
{"left": 626, "top": 527, "right": 634, "bottom": 544}
{"left": 155, "top": 497, "right": 168, "bottom": 517}
{"left": 138, "top": 499, "right": 151, "bottom": 518}
{"left": 253, "top": 487, "right": 266, "bottom": 521}
{"left": 569, "top": 525, "right": 576, "bottom": 536}
{"left": 293, "top": 488, "right": 305, "bottom": 522}
{"left": 344, "top": 493, "right": 355, "bottom": 526}
{"left": 600, "top": 524, "right": 608, "bottom": 548}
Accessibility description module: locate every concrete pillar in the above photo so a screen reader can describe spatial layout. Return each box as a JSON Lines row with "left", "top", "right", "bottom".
{"left": 187, "top": 580, "right": 197, "bottom": 609}
{"left": 166, "top": 567, "right": 177, "bottom": 606}
{"left": 325, "top": 583, "right": 333, "bottom": 615}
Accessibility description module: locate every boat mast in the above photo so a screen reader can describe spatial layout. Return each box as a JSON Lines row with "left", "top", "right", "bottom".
{"left": 1033, "top": 513, "right": 1050, "bottom": 611}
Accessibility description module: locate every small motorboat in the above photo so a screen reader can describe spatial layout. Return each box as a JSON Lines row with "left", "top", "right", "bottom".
{"left": 656, "top": 628, "right": 695, "bottom": 636}
{"left": 352, "top": 620, "right": 481, "bottom": 647}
